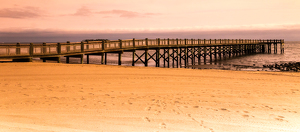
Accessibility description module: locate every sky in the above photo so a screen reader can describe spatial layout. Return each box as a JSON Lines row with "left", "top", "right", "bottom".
{"left": 1, "top": 0, "right": 300, "bottom": 42}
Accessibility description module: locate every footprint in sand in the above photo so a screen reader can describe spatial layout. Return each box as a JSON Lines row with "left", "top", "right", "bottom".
{"left": 220, "top": 108, "right": 227, "bottom": 111}
{"left": 242, "top": 115, "right": 249, "bottom": 118}
{"left": 174, "top": 101, "right": 180, "bottom": 104}
{"left": 172, "top": 109, "right": 180, "bottom": 115}
{"left": 243, "top": 111, "right": 249, "bottom": 113}
{"left": 143, "top": 117, "right": 150, "bottom": 122}
{"left": 275, "top": 118, "right": 284, "bottom": 121}
{"left": 193, "top": 106, "right": 199, "bottom": 108}
{"left": 159, "top": 123, "right": 166, "bottom": 129}
{"left": 154, "top": 111, "right": 161, "bottom": 115}
{"left": 145, "top": 107, "right": 151, "bottom": 111}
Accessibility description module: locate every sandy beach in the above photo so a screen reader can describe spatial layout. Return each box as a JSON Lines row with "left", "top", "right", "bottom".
{"left": 0, "top": 62, "right": 300, "bottom": 132}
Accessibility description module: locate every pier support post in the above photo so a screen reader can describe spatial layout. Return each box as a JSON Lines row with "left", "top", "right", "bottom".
{"left": 184, "top": 48, "right": 187, "bottom": 67}
{"left": 198, "top": 47, "right": 201, "bottom": 65}
{"left": 177, "top": 48, "right": 179, "bottom": 68}
{"left": 87, "top": 55, "right": 89, "bottom": 64}
{"left": 58, "top": 57, "right": 61, "bottom": 63}
{"left": 172, "top": 48, "right": 175, "bottom": 67}
{"left": 204, "top": 47, "right": 207, "bottom": 64}
{"left": 80, "top": 54, "right": 84, "bottom": 64}
{"left": 101, "top": 54, "right": 104, "bottom": 64}
{"left": 214, "top": 46, "right": 217, "bottom": 62}
{"left": 118, "top": 52, "right": 122, "bottom": 65}
{"left": 229, "top": 45, "right": 231, "bottom": 58}
{"left": 179, "top": 48, "right": 182, "bottom": 67}
{"left": 104, "top": 53, "right": 107, "bottom": 64}
{"left": 209, "top": 46, "right": 212, "bottom": 63}
{"left": 192, "top": 47, "right": 195, "bottom": 65}
{"left": 273, "top": 42, "right": 277, "bottom": 54}
{"left": 268, "top": 43, "right": 271, "bottom": 54}
{"left": 156, "top": 49, "right": 160, "bottom": 67}
{"left": 66, "top": 57, "right": 70, "bottom": 63}
{"left": 145, "top": 49, "right": 148, "bottom": 67}
{"left": 132, "top": 50, "right": 136, "bottom": 66}
{"left": 167, "top": 48, "right": 170, "bottom": 68}
{"left": 218, "top": 46, "right": 222, "bottom": 60}
{"left": 280, "top": 42, "right": 284, "bottom": 54}
{"left": 223, "top": 46, "right": 226, "bottom": 60}
{"left": 186, "top": 48, "right": 189, "bottom": 65}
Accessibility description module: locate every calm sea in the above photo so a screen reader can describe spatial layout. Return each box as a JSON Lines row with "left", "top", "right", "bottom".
{"left": 40, "top": 41, "right": 300, "bottom": 71}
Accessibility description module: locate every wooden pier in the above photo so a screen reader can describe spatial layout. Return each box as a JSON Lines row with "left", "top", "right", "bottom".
{"left": 0, "top": 38, "right": 284, "bottom": 67}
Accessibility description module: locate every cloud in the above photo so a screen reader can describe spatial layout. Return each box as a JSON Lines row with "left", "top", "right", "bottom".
{"left": 97, "top": 10, "right": 160, "bottom": 18}
{"left": 71, "top": 6, "right": 92, "bottom": 16}
{"left": 64, "top": 7, "right": 160, "bottom": 18}
{"left": 0, "top": 6, "right": 42, "bottom": 19}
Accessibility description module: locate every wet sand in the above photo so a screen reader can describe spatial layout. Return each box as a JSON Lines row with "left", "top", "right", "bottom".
{"left": 0, "top": 62, "right": 300, "bottom": 132}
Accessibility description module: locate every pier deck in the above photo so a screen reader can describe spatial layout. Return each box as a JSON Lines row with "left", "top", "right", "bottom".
{"left": 0, "top": 38, "right": 284, "bottom": 67}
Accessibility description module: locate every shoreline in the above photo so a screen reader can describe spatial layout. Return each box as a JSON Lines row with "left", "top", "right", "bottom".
{"left": 1, "top": 62, "right": 300, "bottom": 132}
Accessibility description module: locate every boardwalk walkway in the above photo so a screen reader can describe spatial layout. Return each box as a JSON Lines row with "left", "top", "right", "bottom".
{"left": 0, "top": 38, "right": 284, "bottom": 67}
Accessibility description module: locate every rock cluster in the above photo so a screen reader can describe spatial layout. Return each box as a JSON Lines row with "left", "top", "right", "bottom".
{"left": 263, "top": 62, "right": 300, "bottom": 72}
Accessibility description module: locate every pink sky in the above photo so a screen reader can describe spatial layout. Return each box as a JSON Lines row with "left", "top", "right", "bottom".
{"left": 1, "top": 0, "right": 300, "bottom": 41}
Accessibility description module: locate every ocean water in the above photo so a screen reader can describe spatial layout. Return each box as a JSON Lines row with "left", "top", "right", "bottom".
{"left": 45, "top": 41, "right": 300, "bottom": 71}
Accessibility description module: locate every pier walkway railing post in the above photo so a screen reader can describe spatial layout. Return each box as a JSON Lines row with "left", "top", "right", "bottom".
{"left": 43, "top": 42, "right": 47, "bottom": 54}
{"left": 30, "top": 43, "right": 34, "bottom": 56}
{"left": 16, "top": 43, "right": 20, "bottom": 55}
{"left": 57, "top": 43, "right": 61, "bottom": 54}
{"left": 81, "top": 42, "right": 84, "bottom": 53}
{"left": 79, "top": 42, "right": 84, "bottom": 64}
{"left": 66, "top": 41, "right": 70, "bottom": 53}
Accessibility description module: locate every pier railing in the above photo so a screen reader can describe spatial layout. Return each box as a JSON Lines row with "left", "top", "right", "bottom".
{"left": 0, "top": 39, "right": 283, "bottom": 58}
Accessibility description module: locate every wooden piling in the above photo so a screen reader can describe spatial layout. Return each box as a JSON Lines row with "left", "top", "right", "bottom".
{"left": 204, "top": 47, "right": 207, "bottom": 64}
{"left": 145, "top": 49, "right": 148, "bottom": 67}
{"left": 209, "top": 46, "right": 212, "bottom": 63}
{"left": 214, "top": 46, "right": 217, "bottom": 62}
{"left": 118, "top": 52, "right": 122, "bottom": 65}
{"left": 66, "top": 57, "right": 70, "bottom": 63}
{"left": 156, "top": 49, "right": 160, "bottom": 67}
{"left": 132, "top": 50, "right": 136, "bottom": 66}
{"left": 198, "top": 47, "right": 201, "bottom": 65}
{"left": 87, "top": 55, "right": 90, "bottom": 64}
{"left": 104, "top": 53, "right": 107, "bottom": 64}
